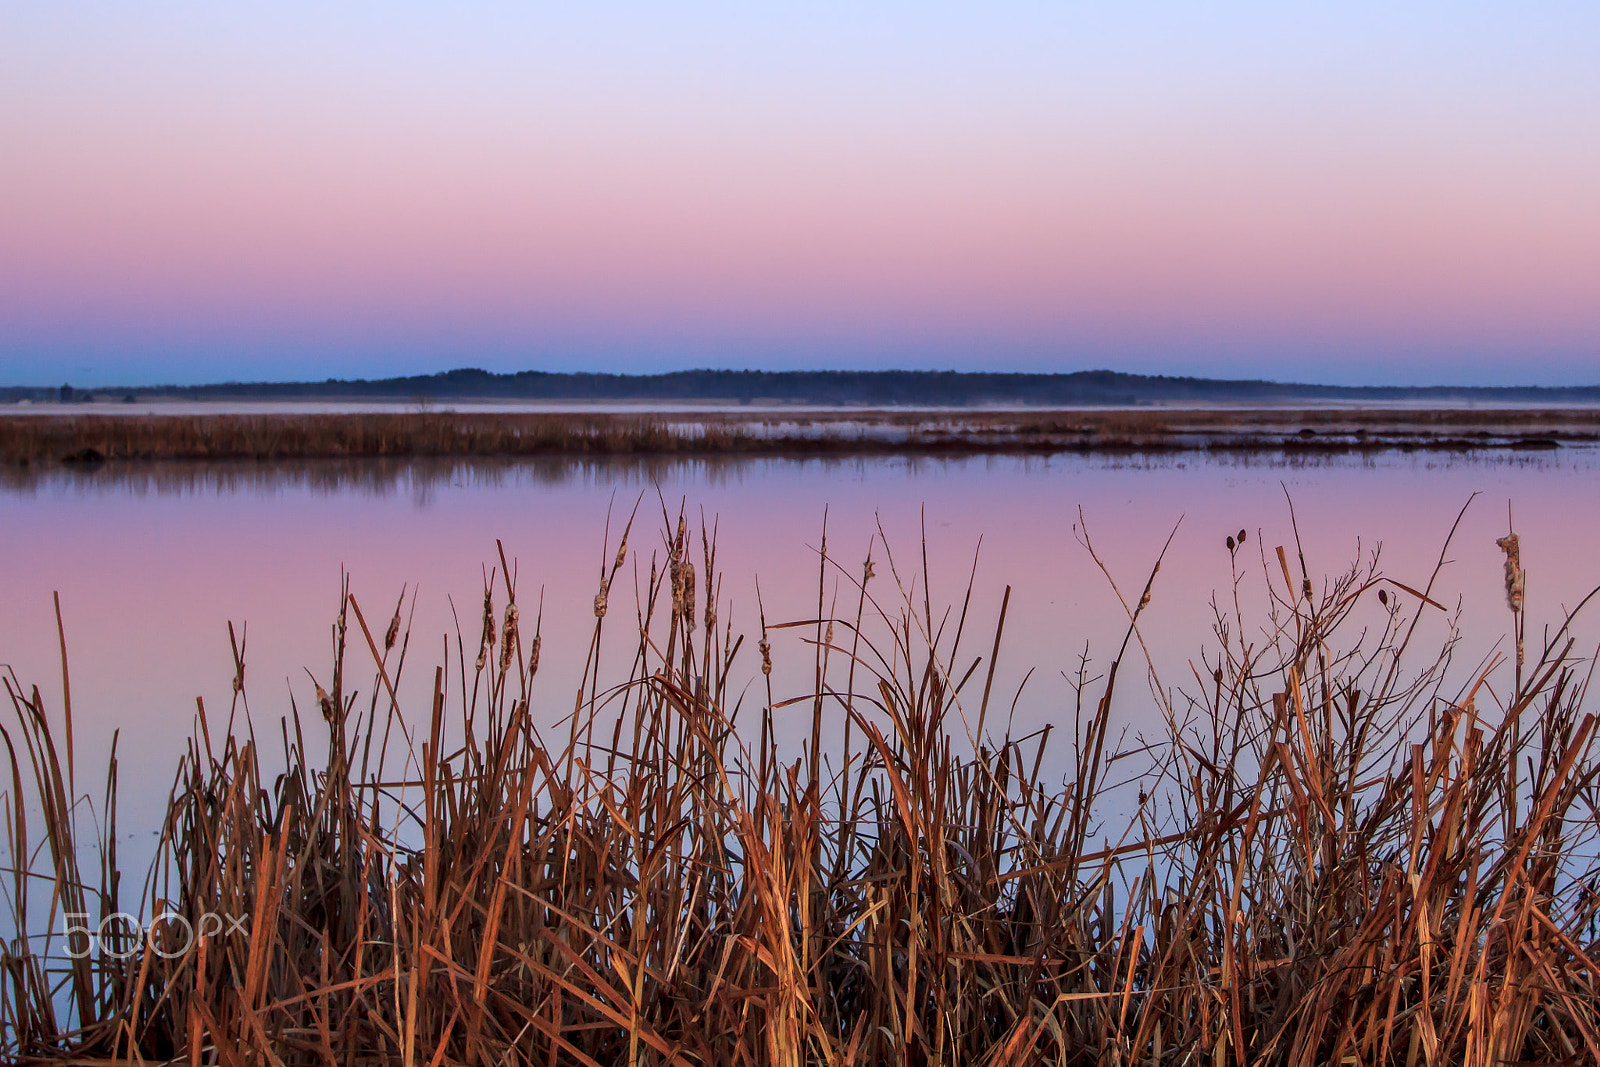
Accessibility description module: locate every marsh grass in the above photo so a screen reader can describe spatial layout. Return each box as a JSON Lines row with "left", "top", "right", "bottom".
{"left": 3, "top": 503, "right": 1600, "bottom": 1065}
{"left": 4, "top": 409, "right": 1599, "bottom": 468}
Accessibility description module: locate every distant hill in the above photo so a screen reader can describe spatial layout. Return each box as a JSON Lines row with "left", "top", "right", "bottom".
{"left": 7, "top": 368, "right": 1600, "bottom": 406}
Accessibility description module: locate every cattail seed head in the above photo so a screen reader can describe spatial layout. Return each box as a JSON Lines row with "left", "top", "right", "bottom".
{"left": 476, "top": 590, "right": 494, "bottom": 672}
{"left": 499, "top": 603, "right": 519, "bottom": 674}
{"left": 759, "top": 636, "right": 772, "bottom": 676}
{"left": 1496, "top": 533, "right": 1524, "bottom": 613}
{"left": 669, "top": 551, "right": 685, "bottom": 619}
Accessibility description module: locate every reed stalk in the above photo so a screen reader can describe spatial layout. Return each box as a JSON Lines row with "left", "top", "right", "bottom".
{"left": 3, "top": 509, "right": 1598, "bottom": 1065}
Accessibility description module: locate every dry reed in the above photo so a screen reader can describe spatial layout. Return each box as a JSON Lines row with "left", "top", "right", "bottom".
{"left": 3, "top": 504, "right": 1599, "bottom": 1066}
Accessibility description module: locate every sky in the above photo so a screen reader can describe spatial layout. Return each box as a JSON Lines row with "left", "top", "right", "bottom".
{"left": 2, "top": 2, "right": 1598, "bottom": 388}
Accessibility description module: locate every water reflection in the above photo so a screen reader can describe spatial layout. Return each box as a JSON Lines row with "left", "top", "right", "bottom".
{"left": 4, "top": 447, "right": 1600, "bottom": 839}
{"left": 2, "top": 445, "right": 1587, "bottom": 501}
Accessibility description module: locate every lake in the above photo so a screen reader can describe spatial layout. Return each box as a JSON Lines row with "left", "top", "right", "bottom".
{"left": 4, "top": 447, "right": 1599, "bottom": 831}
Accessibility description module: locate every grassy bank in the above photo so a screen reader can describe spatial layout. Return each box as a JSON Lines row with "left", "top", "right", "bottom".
{"left": 3, "top": 511, "right": 1599, "bottom": 1065}
{"left": 4, "top": 408, "right": 1600, "bottom": 466}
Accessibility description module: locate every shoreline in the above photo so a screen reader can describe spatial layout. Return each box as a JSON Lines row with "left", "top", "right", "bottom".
{"left": 4, "top": 407, "right": 1599, "bottom": 466}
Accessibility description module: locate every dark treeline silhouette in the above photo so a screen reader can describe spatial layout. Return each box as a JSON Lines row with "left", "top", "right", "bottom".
{"left": 7, "top": 367, "right": 1600, "bottom": 405}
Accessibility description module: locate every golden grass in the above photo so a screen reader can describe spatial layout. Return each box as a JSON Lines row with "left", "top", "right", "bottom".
{"left": 4, "top": 505, "right": 1600, "bottom": 1065}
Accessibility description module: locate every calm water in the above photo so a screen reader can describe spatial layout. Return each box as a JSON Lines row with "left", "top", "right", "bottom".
{"left": 4, "top": 448, "right": 1600, "bottom": 829}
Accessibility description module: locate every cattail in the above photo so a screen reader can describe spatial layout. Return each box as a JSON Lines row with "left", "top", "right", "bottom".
{"left": 383, "top": 608, "right": 400, "bottom": 652}
{"left": 669, "top": 525, "right": 686, "bottom": 619}
{"left": 528, "top": 633, "right": 541, "bottom": 679}
{"left": 315, "top": 682, "right": 335, "bottom": 724}
{"left": 682, "top": 561, "right": 696, "bottom": 624}
{"left": 759, "top": 635, "right": 772, "bottom": 676}
{"left": 476, "top": 590, "right": 494, "bottom": 672}
{"left": 594, "top": 523, "right": 619, "bottom": 620}
{"left": 1496, "top": 532, "right": 1524, "bottom": 613}
{"left": 499, "top": 603, "right": 518, "bottom": 674}
{"left": 863, "top": 559, "right": 875, "bottom": 584}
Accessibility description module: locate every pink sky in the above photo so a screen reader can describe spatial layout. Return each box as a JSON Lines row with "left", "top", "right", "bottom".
{"left": 2, "top": 4, "right": 1598, "bottom": 386}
